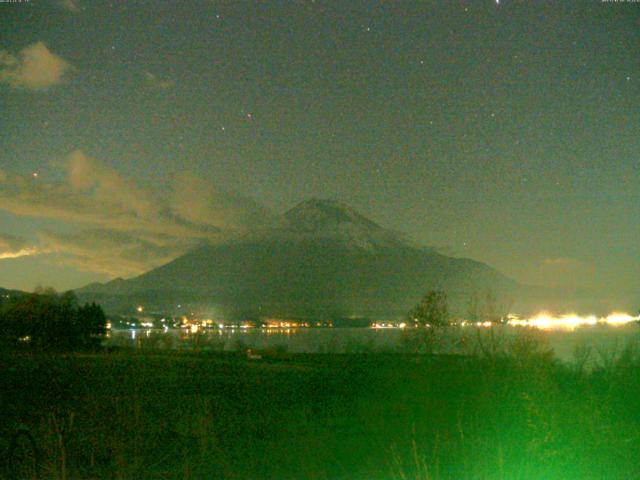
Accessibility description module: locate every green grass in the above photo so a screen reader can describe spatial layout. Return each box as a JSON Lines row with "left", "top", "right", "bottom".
{"left": 1, "top": 336, "right": 640, "bottom": 479}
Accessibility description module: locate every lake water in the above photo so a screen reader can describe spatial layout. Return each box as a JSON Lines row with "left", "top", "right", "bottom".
{"left": 106, "top": 324, "right": 640, "bottom": 364}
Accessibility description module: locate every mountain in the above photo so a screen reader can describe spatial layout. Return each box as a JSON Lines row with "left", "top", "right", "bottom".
{"left": 77, "top": 199, "right": 520, "bottom": 319}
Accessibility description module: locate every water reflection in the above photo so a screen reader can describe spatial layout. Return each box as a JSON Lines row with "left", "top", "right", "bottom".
{"left": 105, "top": 322, "right": 640, "bottom": 363}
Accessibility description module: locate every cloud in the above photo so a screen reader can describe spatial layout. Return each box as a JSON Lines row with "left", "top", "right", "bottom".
{"left": 171, "top": 171, "right": 274, "bottom": 231}
{"left": 66, "top": 150, "right": 156, "bottom": 219}
{"left": 543, "top": 257, "right": 581, "bottom": 267}
{"left": 39, "top": 229, "right": 191, "bottom": 277}
{"left": 0, "top": 150, "right": 274, "bottom": 276}
{"left": 144, "top": 72, "right": 175, "bottom": 90}
{"left": 59, "top": 0, "right": 81, "bottom": 13}
{"left": 0, "top": 150, "right": 177, "bottom": 238}
{"left": 0, "top": 233, "right": 26, "bottom": 252}
{"left": 0, "top": 42, "right": 72, "bottom": 91}
{"left": 0, "top": 233, "right": 41, "bottom": 260}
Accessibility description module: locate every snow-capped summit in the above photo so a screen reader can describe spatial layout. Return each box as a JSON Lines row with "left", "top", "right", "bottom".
{"left": 285, "top": 199, "right": 382, "bottom": 232}
{"left": 77, "top": 198, "right": 519, "bottom": 319}
{"left": 282, "top": 199, "right": 402, "bottom": 250}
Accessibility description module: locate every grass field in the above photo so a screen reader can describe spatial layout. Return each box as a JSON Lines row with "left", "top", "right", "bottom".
{"left": 2, "top": 333, "right": 640, "bottom": 479}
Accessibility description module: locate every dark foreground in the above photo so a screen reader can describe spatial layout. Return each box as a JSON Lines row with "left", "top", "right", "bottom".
{"left": 1, "top": 338, "right": 640, "bottom": 479}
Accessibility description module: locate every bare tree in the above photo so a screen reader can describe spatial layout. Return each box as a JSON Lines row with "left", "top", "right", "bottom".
{"left": 408, "top": 290, "right": 449, "bottom": 327}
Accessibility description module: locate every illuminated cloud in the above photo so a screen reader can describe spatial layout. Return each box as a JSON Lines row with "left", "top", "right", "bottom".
{"left": 0, "top": 233, "right": 26, "bottom": 251}
{"left": 543, "top": 257, "right": 581, "bottom": 267}
{"left": 0, "top": 248, "right": 40, "bottom": 261}
{"left": 0, "top": 233, "right": 40, "bottom": 260}
{"left": 66, "top": 150, "right": 156, "bottom": 219}
{"left": 0, "top": 161, "right": 162, "bottom": 236}
{"left": 0, "top": 150, "right": 273, "bottom": 276}
{"left": 0, "top": 42, "right": 72, "bottom": 91}
{"left": 39, "top": 229, "right": 191, "bottom": 277}
{"left": 171, "top": 171, "right": 274, "bottom": 231}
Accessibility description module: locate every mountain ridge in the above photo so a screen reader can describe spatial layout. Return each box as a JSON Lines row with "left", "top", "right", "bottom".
{"left": 77, "top": 199, "right": 520, "bottom": 318}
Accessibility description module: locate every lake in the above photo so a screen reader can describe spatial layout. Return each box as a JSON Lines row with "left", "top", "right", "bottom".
{"left": 106, "top": 323, "right": 640, "bottom": 364}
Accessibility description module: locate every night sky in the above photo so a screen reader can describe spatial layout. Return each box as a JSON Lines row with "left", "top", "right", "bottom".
{"left": 0, "top": 1, "right": 638, "bottom": 302}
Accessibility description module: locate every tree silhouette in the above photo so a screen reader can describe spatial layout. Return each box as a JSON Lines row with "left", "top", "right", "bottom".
{"left": 76, "top": 302, "right": 107, "bottom": 350}
{"left": 408, "top": 290, "right": 449, "bottom": 327}
{"left": 0, "top": 289, "right": 107, "bottom": 351}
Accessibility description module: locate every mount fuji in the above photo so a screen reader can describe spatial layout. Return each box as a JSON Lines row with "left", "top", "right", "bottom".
{"left": 77, "top": 199, "right": 519, "bottom": 319}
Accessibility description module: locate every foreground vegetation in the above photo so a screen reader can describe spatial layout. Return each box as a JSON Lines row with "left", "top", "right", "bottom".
{"left": 2, "top": 331, "right": 640, "bottom": 479}
{"left": 0, "top": 288, "right": 106, "bottom": 351}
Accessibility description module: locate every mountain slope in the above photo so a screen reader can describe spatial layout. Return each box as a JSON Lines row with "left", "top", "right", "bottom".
{"left": 77, "top": 199, "right": 519, "bottom": 318}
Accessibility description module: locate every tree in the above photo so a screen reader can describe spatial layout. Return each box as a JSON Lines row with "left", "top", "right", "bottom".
{"left": 467, "top": 289, "right": 512, "bottom": 324}
{"left": 408, "top": 290, "right": 449, "bottom": 327}
{"left": 400, "top": 290, "right": 450, "bottom": 354}
{"left": 0, "top": 289, "right": 107, "bottom": 351}
{"left": 75, "top": 302, "right": 107, "bottom": 350}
